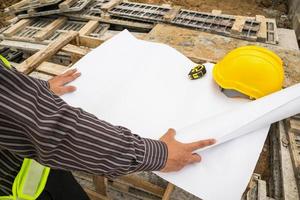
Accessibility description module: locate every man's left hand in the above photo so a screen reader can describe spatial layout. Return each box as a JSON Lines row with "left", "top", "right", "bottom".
{"left": 48, "top": 68, "right": 81, "bottom": 96}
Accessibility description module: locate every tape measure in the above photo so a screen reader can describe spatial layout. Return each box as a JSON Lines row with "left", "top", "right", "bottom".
{"left": 188, "top": 64, "right": 206, "bottom": 80}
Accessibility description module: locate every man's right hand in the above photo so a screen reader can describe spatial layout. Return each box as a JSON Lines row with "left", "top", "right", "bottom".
{"left": 160, "top": 128, "right": 216, "bottom": 172}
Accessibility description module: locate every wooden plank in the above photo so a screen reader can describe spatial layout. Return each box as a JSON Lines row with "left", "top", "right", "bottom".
{"left": 231, "top": 16, "right": 246, "bottom": 34}
{"left": 78, "top": 35, "right": 104, "bottom": 48}
{"left": 84, "top": 188, "right": 109, "bottom": 200}
{"left": 292, "top": 114, "right": 300, "bottom": 120}
{"left": 79, "top": 20, "right": 99, "bottom": 36}
{"left": 163, "top": 6, "right": 181, "bottom": 22}
{"left": 0, "top": 40, "right": 46, "bottom": 52}
{"left": 29, "top": 71, "right": 53, "bottom": 80}
{"left": 17, "top": 31, "right": 78, "bottom": 74}
{"left": 28, "top": 8, "right": 37, "bottom": 16}
{"left": 162, "top": 183, "right": 174, "bottom": 200}
{"left": 59, "top": 0, "right": 77, "bottom": 11}
{"left": 287, "top": 127, "right": 300, "bottom": 197}
{"left": 34, "top": 17, "right": 67, "bottom": 41}
{"left": 3, "top": 19, "right": 31, "bottom": 37}
{"left": 278, "top": 121, "right": 300, "bottom": 199}
{"left": 256, "top": 15, "right": 267, "bottom": 42}
{"left": 101, "top": 0, "right": 122, "bottom": 11}
{"left": 93, "top": 176, "right": 108, "bottom": 197}
{"left": 36, "top": 61, "right": 69, "bottom": 76}
{"left": 39, "top": 0, "right": 53, "bottom": 3}
{"left": 289, "top": 119, "right": 300, "bottom": 134}
{"left": 212, "top": 10, "right": 222, "bottom": 15}
{"left": 257, "top": 180, "right": 267, "bottom": 200}
{"left": 118, "top": 175, "right": 165, "bottom": 197}
{"left": 62, "top": 44, "right": 91, "bottom": 57}
{"left": 5, "top": 0, "right": 30, "bottom": 12}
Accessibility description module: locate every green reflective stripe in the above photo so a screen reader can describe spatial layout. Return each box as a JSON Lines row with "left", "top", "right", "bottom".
{"left": 11, "top": 159, "right": 50, "bottom": 200}
{"left": 0, "top": 55, "right": 12, "bottom": 69}
{"left": 0, "top": 196, "right": 15, "bottom": 200}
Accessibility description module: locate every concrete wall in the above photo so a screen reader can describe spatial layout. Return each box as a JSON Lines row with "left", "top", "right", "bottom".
{"left": 288, "top": 0, "right": 300, "bottom": 40}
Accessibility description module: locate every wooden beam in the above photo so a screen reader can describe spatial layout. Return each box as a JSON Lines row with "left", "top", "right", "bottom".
{"left": 93, "top": 176, "right": 108, "bottom": 197}
{"left": 3, "top": 19, "right": 31, "bottom": 37}
{"left": 62, "top": 44, "right": 91, "bottom": 57}
{"left": 101, "top": 0, "right": 122, "bottom": 11}
{"left": 278, "top": 121, "right": 300, "bottom": 199}
{"left": 256, "top": 15, "right": 267, "bottom": 42}
{"left": 29, "top": 71, "right": 53, "bottom": 81}
{"left": 34, "top": 17, "right": 67, "bottom": 41}
{"left": 84, "top": 188, "right": 109, "bottom": 200}
{"left": 0, "top": 40, "right": 46, "bottom": 52}
{"left": 39, "top": 0, "right": 52, "bottom": 3}
{"left": 59, "top": 0, "right": 77, "bottom": 11}
{"left": 5, "top": 0, "right": 29, "bottom": 12}
{"left": 78, "top": 35, "right": 104, "bottom": 48}
{"left": 118, "top": 175, "right": 165, "bottom": 197}
{"left": 28, "top": 8, "right": 36, "bottom": 16}
{"left": 17, "top": 31, "right": 78, "bottom": 74}
{"left": 231, "top": 16, "right": 246, "bottom": 34}
{"left": 79, "top": 20, "right": 99, "bottom": 36}
{"left": 36, "top": 61, "right": 69, "bottom": 76}
{"left": 289, "top": 119, "right": 300, "bottom": 134}
{"left": 162, "top": 183, "right": 175, "bottom": 200}
{"left": 163, "top": 6, "right": 181, "bottom": 22}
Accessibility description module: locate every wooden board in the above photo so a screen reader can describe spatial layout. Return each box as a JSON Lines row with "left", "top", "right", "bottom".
{"left": 17, "top": 31, "right": 78, "bottom": 74}
{"left": 36, "top": 61, "right": 69, "bottom": 76}
{"left": 34, "top": 17, "right": 67, "bottom": 41}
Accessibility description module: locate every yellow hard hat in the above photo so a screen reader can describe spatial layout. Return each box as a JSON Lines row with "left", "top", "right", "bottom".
{"left": 213, "top": 46, "right": 284, "bottom": 99}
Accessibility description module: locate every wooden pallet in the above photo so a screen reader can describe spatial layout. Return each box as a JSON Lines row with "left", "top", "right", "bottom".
{"left": 5, "top": 0, "right": 63, "bottom": 13}
{"left": 13, "top": 0, "right": 90, "bottom": 19}
{"left": 0, "top": 17, "right": 108, "bottom": 46}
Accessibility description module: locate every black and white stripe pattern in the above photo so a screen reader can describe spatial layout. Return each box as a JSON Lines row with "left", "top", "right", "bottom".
{"left": 0, "top": 64, "right": 168, "bottom": 195}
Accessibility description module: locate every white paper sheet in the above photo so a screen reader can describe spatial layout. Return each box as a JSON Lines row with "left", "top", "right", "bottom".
{"left": 177, "top": 83, "right": 300, "bottom": 151}
{"left": 62, "top": 30, "right": 299, "bottom": 200}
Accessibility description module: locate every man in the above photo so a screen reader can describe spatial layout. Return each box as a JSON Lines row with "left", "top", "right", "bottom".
{"left": 0, "top": 57, "right": 215, "bottom": 199}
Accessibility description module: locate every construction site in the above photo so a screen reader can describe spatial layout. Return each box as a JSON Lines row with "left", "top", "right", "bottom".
{"left": 0, "top": 0, "right": 300, "bottom": 200}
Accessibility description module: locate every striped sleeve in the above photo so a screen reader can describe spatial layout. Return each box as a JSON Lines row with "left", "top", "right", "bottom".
{"left": 0, "top": 67, "right": 168, "bottom": 178}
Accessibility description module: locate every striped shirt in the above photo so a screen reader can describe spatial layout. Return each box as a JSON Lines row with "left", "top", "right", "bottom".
{"left": 0, "top": 62, "right": 168, "bottom": 195}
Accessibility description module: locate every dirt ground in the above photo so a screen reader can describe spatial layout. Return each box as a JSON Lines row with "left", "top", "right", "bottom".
{"left": 0, "top": 0, "right": 20, "bottom": 28}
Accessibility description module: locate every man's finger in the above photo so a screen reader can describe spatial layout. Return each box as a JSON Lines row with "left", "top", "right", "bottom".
{"left": 61, "top": 72, "right": 81, "bottom": 85}
{"left": 62, "top": 68, "right": 77, "bottom": 77}
{"left": 188, "top": 153, "right": 202, "bottom": 164}
{"left": 60, "top": 86, "right": 77, "bottom": 95}
{"left": 166, "top": 128, "right": 176, "bottom": 139}
{"left": 186, "top": 139, "right": 216, "bottom": 152}
{"left": 160, "top": 128, "right": 176, "bottom": 141}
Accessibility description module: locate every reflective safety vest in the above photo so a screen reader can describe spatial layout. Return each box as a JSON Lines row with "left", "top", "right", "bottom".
{"left": 0, "top": 55, "right": 50, "bottom": 200}
{"left": 0, "top": 159, "right": 50, "bottom": 200}
{"left": 0, "top": 54, "right": 12, "bottom": 70}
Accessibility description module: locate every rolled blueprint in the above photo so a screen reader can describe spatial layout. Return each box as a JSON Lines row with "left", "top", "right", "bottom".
{"left": 176, "top": 82, "right": 300, "bottom": 152}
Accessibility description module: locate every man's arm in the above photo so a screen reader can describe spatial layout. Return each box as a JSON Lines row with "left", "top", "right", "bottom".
{"left": 0, "top": 67, "right": 168, "bottom": 177}
{"left": 0, "top": 67, "right": 215, "bottom": 176}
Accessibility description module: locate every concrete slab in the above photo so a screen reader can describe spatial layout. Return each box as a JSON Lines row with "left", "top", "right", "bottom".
{"left": 277, "top": 28, "right": 299, "bottom": 50}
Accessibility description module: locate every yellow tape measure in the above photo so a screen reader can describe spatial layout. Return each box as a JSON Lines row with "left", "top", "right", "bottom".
{"left": 188, "top": 64, "right": 206, "bottom": 80}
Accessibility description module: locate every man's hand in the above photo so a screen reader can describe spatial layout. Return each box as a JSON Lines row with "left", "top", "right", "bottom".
{"left": 48, "top": 69, "right": 81, "bottom": 96}
{"left": 160, "top": 128, "right": 216, "bottom": 172}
